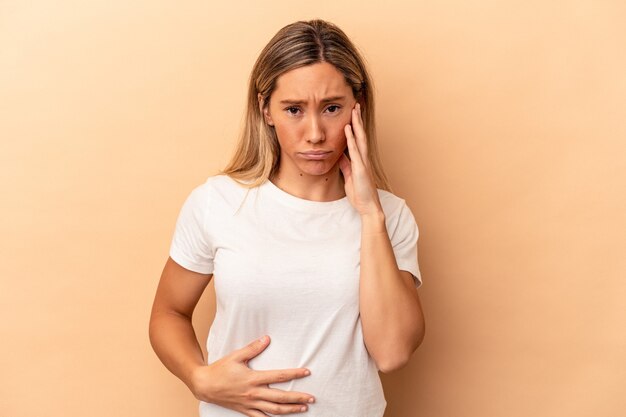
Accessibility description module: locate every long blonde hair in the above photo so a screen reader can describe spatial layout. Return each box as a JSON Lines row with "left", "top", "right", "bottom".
{"left": 219, "top": 19, "right": 392, "bottom": 192}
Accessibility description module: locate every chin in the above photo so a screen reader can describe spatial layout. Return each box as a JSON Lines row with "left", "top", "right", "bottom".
{"left": 298, "top": 160, "right": 340, "bottom": 177}
{"left": 301, "top": 167, "right": 332, "bottom": 176}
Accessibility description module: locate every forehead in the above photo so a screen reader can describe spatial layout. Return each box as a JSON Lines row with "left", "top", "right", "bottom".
{"left": 273, "top": 62, "right": 352, "bottom": 99}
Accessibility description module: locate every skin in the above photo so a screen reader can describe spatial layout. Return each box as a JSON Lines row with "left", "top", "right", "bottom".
{"left": 259, "top": 61, "right": 353, "bottom": 202}
{"left": 149, "top": 61, "right": 425, "bottom": 417}
{"left": 261, "top": 62, "right": 424, "bottom": 371}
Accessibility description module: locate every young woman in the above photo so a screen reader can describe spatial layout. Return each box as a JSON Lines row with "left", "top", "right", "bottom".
{"left": 149, "top": 19, "right": 425, "bottom": 417}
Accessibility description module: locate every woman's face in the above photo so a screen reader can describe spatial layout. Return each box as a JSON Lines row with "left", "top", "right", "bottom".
{"left": 259, "top": 62, "right": 357, "bottom": 177}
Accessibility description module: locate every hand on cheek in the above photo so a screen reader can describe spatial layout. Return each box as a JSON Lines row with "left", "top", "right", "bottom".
{"left": 338, "top": 103, "right": 383, "bottom": 216}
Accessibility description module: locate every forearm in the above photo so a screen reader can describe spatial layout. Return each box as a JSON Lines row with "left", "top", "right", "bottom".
{"left": 149, "top": 311, "right": 206, "bottom": 390}
{"left": 359, "top": 211, "right": 424, "bottom": 372}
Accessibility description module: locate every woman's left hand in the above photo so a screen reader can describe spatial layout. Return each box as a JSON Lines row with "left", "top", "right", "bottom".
{"left": 338, "top": 102, "right": 384, "bottom": 217}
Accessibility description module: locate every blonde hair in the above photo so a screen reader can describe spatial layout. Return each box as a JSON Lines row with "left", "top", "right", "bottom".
{"left": 219, "top": 19, "right": 392, "bottom": 192}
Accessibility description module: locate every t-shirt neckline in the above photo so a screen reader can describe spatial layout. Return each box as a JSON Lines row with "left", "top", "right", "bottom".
{"left": 261, "top": 178, "right": 351, "bottom": 213}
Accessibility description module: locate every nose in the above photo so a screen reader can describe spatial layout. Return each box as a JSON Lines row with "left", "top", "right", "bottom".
{"left": 305, "top": 113, "right": 325, "bottom": 144}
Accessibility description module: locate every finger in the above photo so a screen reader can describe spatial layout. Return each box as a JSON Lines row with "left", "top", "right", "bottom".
{"left": 338, "top": 153, "right": 352, "bottom": 180}
{"left": 252, "top": 400, "right": 309, "bottom": 415}
{"left": 344, "top": 124, "right": 364, "bottom": 169}
{"left": 351, "top": 105, "right": 368, "bottom": 167}
{"left": 252, "top": 368, "right": 311, "bottom": 385}
{"left": 235, "top": 335, "right": 271, "bottom": 362}
{"left": 352, "top": 104, "right": 368, "bottom": 165}
{"left": 345, "top": 125, "right": 368, "bottom": 180}
{"left": 255, "top": 387, "right": 315, "bottom": 405}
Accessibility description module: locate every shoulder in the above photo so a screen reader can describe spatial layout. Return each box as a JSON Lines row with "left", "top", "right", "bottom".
{"left": 376, "top": 189, "right": 408, "bottom": 218}
{"left": 186, "top": 174, "right": 254, "bottom": 215}
{"left": 190, "top": 174, "right": 251, "bottom": 197}
{"left": 376, "top": 189, "right": 418, "bottom": 234}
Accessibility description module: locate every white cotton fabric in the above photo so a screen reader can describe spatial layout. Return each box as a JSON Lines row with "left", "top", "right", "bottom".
{"left": 169, "top": 174, "right": 422, "bottom": 417}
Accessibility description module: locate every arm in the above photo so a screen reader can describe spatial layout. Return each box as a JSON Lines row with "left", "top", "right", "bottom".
{"left": 339, "top": 102, "right": 425, "bottom": 374}
{"left": 149, "top": 257, "right": 316, "bottom": 415}
{"left": 148, "top": 256, "right": 212, "bottom": 391}
{"left": 359, "top": 211, "right": 425, "bottom": 374}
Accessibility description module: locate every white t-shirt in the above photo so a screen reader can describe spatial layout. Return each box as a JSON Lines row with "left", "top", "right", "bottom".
{"left": 169, "top": 174, "right": 422, "bottom": 417}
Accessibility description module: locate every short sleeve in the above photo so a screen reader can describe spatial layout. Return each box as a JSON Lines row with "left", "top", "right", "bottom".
{"left": 168, "top": 184, "right": 215, "bottom": 274}
{"left": 390, "top": 202, "right": 423, "bottom": 288}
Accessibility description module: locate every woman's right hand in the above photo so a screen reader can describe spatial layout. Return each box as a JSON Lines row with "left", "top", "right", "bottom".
{"left": 189, "top": 335, "right": 315, "bottom": 417}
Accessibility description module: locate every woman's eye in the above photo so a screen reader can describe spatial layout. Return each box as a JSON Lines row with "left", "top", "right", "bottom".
{"left": 286, "top": 107, "right": 300, "bottom": 115}
{"left": 326, "top": 105, "right": 340, "bottom": 113}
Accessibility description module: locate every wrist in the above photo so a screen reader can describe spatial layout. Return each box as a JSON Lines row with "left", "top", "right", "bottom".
{"left": 186, "top": 363, "right": 210, "bottom": 399}
{"left": 361, "top": 210, "right": 386, "bottom": 233}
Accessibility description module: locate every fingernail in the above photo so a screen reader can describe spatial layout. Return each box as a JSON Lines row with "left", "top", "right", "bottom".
{"left": 303, "top": 369, "right": 310, "bottom": 376}
{"left": 259, "top": 335, "right": 267, "bottom": 342}
{"left": 308, "top": 397, "right": 315, "bottom": 403}
{"left": 300, "top": 406, "right": 307, "bottom": 412}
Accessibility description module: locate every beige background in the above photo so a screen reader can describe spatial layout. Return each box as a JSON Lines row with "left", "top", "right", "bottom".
{"left": 1, "top": 1, "right": 625, "bottom": 416}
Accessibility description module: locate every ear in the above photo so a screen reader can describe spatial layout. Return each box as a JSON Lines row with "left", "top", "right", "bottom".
{"left": 257, "top": 93, "right": 274, "bottom": 126}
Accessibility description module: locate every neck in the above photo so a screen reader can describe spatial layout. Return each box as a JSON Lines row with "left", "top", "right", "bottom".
{"left": 270, "top": 165, "right": 346, "bottom": 202}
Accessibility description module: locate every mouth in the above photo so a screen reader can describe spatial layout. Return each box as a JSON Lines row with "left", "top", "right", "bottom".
{"left": 299, "top": 151, "right": 332, "bottom": 160}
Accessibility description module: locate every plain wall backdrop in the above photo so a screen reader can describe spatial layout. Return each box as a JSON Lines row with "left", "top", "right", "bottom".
{"left": 1, "top": 1, "right": 625, "bottom": 416}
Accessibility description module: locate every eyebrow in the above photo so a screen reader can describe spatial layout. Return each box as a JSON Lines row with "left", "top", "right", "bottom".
{"left": 279, "top": 95, "right": 347, "bottom": 105}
